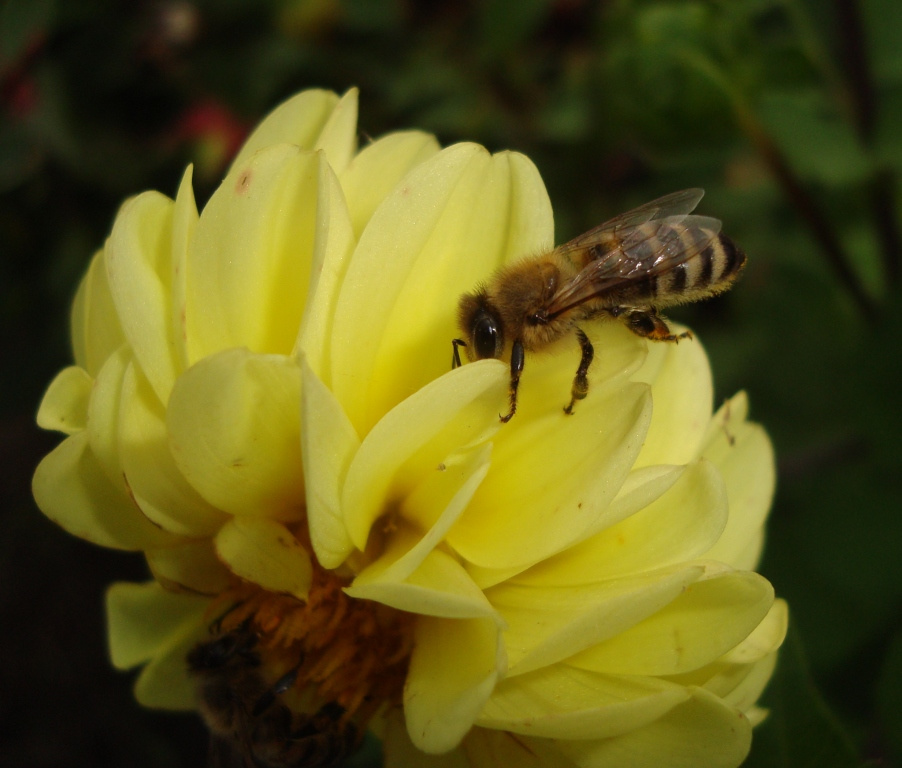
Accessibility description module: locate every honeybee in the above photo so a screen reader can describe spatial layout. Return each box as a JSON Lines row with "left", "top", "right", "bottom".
{"left": 452, "top": 189, "right": 746, "bottom": 422}
{"left": 187, "top": 620, "right": 359, "bottom": 768}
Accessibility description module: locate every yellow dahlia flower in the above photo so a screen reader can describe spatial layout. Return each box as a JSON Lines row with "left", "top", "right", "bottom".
{"left": 33, "top": 87, "right": 785, "bottom": 768}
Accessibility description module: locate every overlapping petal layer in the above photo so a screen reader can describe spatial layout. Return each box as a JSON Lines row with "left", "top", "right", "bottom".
{"left": 33, "top": 88, "right": 781, "bottom": 768}
{"left": 167, "top": 349, "right": 304, "bottom": 519}
{"left": 329, "top": 143, "right": 552, "bottom": 435}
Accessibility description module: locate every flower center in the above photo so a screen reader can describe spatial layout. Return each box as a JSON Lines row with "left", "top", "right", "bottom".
{"left": 210, "top": 552, "right": 415, "bottom": 728}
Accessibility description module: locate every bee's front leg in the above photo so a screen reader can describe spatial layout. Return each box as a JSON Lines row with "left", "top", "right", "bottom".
{"left": 451, "top": 338, "right": 467, "bottom": 369}
{"left": 501, "top": 339, "right": 525, "bottom": 423}
{"left": 564, "top": 328, "right": 593, "bottom": 415}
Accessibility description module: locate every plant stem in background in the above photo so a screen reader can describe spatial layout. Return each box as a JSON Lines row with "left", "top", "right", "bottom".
{"left": 735, "top": 104, "right": 879, "bottom": 320}
{"left": 835, "top": 0, "right": 902, "bottom": 288}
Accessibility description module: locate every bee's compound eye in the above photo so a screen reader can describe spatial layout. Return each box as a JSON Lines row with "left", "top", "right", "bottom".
{"left": 473, "top": 312, "right": 500, "bottom": 359}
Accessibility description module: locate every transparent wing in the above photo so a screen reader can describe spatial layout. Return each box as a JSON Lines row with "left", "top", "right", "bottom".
{"left": 545, "top": 191, "right": 722, "bottom": 319}
{"left": 555, "top": 188, "right": 705, "bottom": 256}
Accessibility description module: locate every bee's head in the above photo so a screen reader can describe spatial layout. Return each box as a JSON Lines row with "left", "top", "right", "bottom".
{"left": 457, "top": 289, "right": 504, "bottom": 361}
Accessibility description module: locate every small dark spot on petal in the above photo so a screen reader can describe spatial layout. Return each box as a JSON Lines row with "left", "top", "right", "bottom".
{"left": 235, "top": 170, "right": 252, "bottom": 194}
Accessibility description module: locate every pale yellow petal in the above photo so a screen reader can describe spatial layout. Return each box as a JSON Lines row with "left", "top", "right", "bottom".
{"left": 340, "top": 130, "right": 441, "bottom": 237}
{"left": 228, "top": 88, "right": 341, "bottom": 173}
{"left": 299, "top": 357, "right": 358, "bottom": 568}
{"left": 518, "top": 459, "right": 726, "bottom": 588}
{"left": 32, "top": 430, "right": 176, "bottom": 550}
{"left": 555, "top": 686, "right": 751, "bottom": 768}
{"left": 699, "top": 392, "right": 750, "bottom": 462}
{"left": 169, "top": 165, "right": 198, "bottom": 374}
{"left": 71, "top": 248, "right": 126, "bottom": 377}
{"left": 488, "top": 564, "right": 707, "bottom": 677}
{"left": 106, "top": 191, "right": 181, "bottom": 402}
{"left": 405, "top": 615, "right": 504, "bottom": 753}
{"left": 717, "top": 652, "right": 779, "bottom": 714}
{"left": 145, "top": 539, "right": 232, "bottom": 595}
{"left": 466, "top": 464, "right": 683, "bottom": 591}
{"left": 576, "top": 463, "right": 685, "bottom": 543}
{"left": 295, "top": 159, "right": 356, "bottom": 382}
{"left": 502, "top": 149, "right": 556, "bottom": 258}
{"left": 382, "top": 710, "right": 470, "bottom": 768}
{"left": 186, "top": 146, "right": 321, "bottom": 360}
{"left": 632, "top": 327, "right": 713, "bottom": 468}
{"left": 298, "top": 132, "right": 445, "bottom": 383}
{"left": 119, "top": 361, "right": 226, "bottom": 536}
{"left": 504, "top": 465, "right": 684, "bottom": 589}
{"left": 106, "top": 580, "right": 209, "bottom": 669}
{"left": 568, "top": 571, "right": 774, "bottom": 676}
{"left": 342, "top": 361, "right": 506, "bottom": 551}
{"left": 702, "top": 393, "right": 776, "bottom": 568}
{"left": 134, "top": 614, "right": 208, "bottom": 711}
{"left": 330, "top": 144, "right": 553, "bottom": 435}
{"left": 69, "top": 254, "right": 90, "bottom": 371}
{"left": 465, "top": 561, "right": 544, "bottom": 592}
{"left": 448, "top": 379, "right": 652, "bottom": 571}
{"left": 657, "top": 601, "right": 784, "bottom": 705}
{"left": 36, "top": 365, "right": 92, "bottom": 434}
{"left": 347, "top": 531, "right": 496, "bottom": 619}
{"left": 721, "top": 597, "right": 788, "bottom": 664}
{"left": 728, "top": 531, "right": 765, "bottom": 574}
{"left": 86, "top": 345, "right": 130, "bottom": 485}
{"left": 214, "top": 516, "right": 313, "bottom": 600}
{"left": 478, "top": 666, "right": 689, "bottom": 740}
{"left": 167, "top": 348, "right": 304, "bottom": 520}
{"left": 312, "top": 87, "right": 358, "bottom": 174}
{"left": 373, "top": 442, "right": 493, "bottom": 584}
{"left": 463, "top": 727, "right": 576, "bottom": 768}
{"left": 745, "top": 705, "right": 769, "bottom": 728}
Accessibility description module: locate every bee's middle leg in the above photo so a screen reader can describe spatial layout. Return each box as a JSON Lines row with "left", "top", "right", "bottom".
{"left": 613, "top": 307, "right": 692, "bottom": 343}
{"left": 564, "top": 328, "right": 593, "bottom": 415}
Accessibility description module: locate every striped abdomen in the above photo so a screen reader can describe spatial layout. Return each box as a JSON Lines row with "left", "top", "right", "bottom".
{"left": 617, "top": 226, "right": 746, "bottom": 309}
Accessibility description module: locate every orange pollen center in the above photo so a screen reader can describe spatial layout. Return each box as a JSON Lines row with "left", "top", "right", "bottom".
{"left": 210, "top": 559, "right": 415, "bottom": 728}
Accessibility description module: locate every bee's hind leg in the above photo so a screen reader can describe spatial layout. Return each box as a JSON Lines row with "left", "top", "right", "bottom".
{"left": 614, "top": 307, "right": 692, "bottom": 343}
{"left": 564, "top": 328, "right": 593, "bottom": 415}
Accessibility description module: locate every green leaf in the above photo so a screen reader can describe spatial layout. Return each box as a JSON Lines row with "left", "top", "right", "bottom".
{"left": 476, "top": 0, "right": 552, "bottom": 55}
{"left": 743, "top": 626, "right": 860, "bottom": 768}
{"left": 862, "top": 0, "right": 902, "bottom": 84}
{"left": 756, "top": 91, "right": 872, "bottom": 184}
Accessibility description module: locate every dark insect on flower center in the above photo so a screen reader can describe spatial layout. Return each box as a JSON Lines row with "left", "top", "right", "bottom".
{"left": 196, "top": 546, "right": 416, "bottom": 753}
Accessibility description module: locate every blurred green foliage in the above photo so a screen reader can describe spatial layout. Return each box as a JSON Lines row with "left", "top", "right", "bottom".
{"left": 2, "top": 0, "right": 901, "bottom": 766}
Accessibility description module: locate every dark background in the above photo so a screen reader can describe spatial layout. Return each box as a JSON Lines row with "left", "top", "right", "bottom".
{"left": 2, "top": 1, "right": 900, "bottom": 766}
